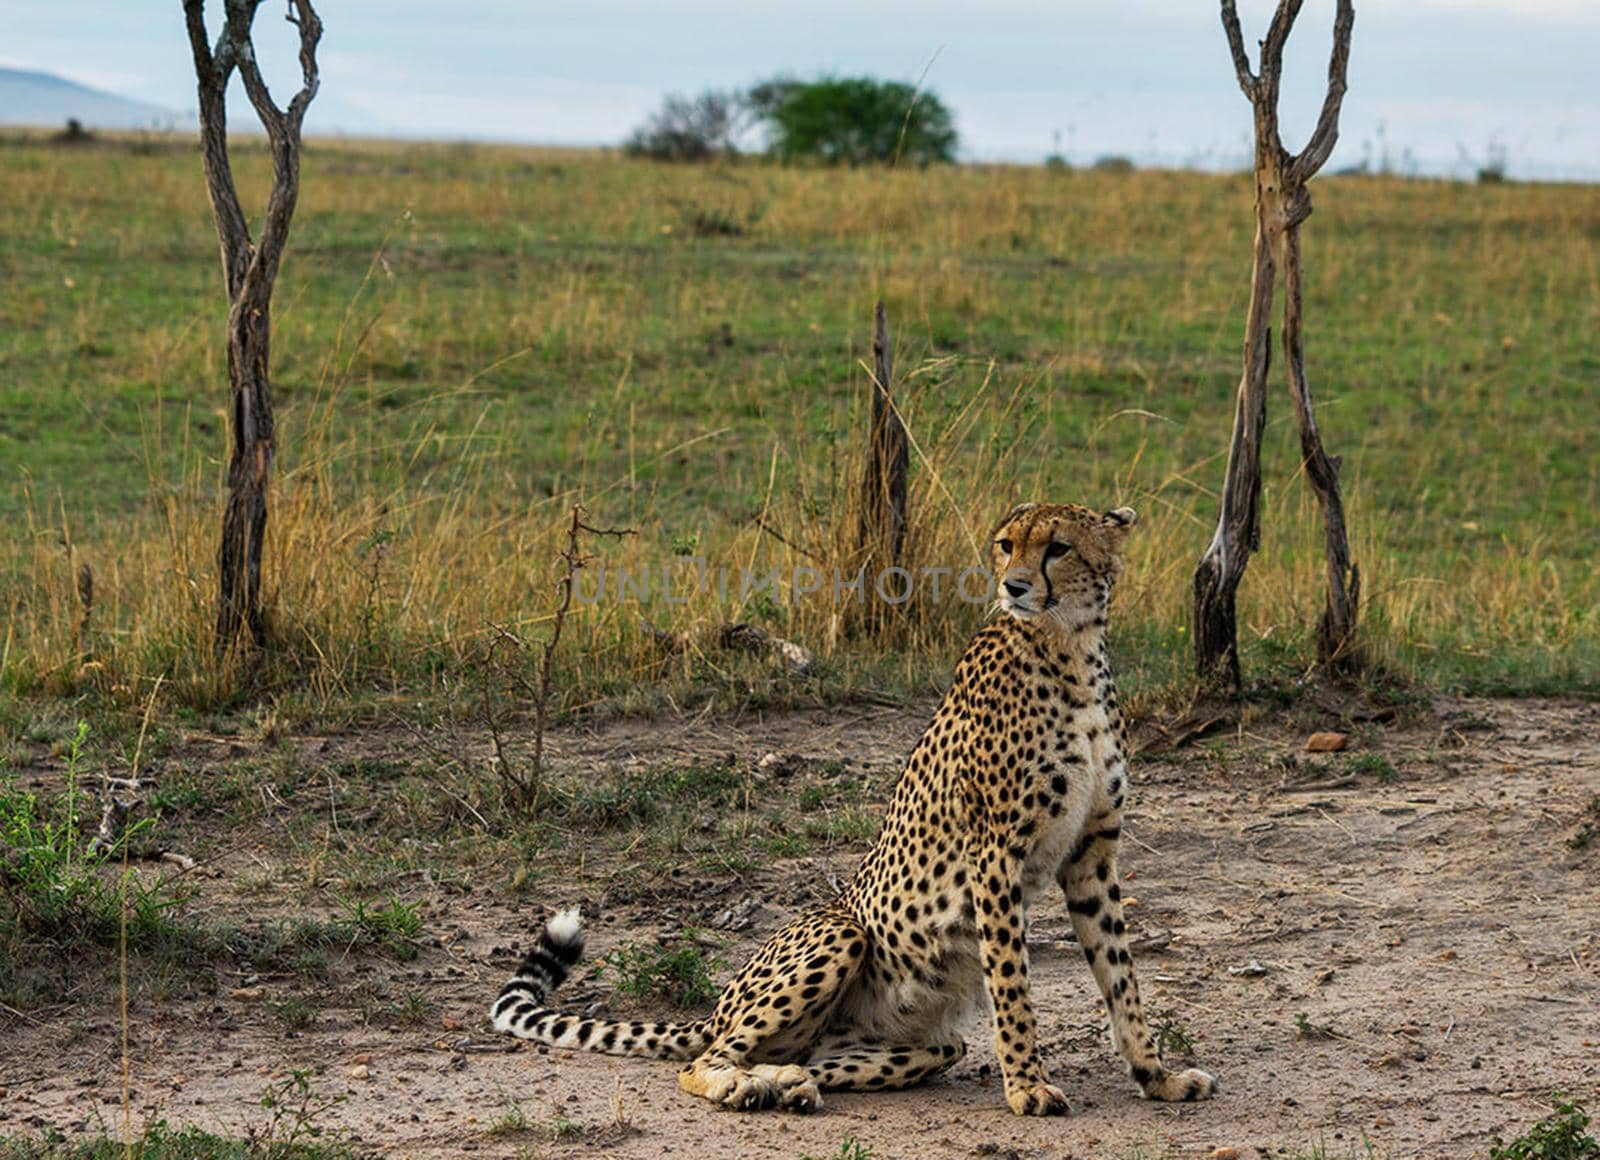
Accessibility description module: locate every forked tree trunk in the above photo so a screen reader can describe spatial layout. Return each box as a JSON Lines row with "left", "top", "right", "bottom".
{"left": 183, "top": 0, "right": 322, "bottom": 648}
{"left": 1282, "top": 225, "right": 1361, "bottom": 668}
{"left": 1194, "top": 0, "right": 1358, "bottom": 687}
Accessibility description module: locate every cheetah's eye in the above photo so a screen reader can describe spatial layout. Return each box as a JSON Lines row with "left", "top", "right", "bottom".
{"left": 1044, "top": 542, "right": 1070, "bottom": 561}
{"left": 996, "top": 538, "right": 1013, "bottom": 555}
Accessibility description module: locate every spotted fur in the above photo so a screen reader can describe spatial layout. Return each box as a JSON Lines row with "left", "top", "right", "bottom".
{"left": 492, "top": 501, "right": 1217, "bottom": 1114}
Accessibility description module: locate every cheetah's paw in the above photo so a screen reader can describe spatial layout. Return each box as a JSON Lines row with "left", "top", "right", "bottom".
{"left": 1007, "top": 1081, "right": 1071, "bottom": 1116}
{"left": 698, "top": 1068, "right": 778, "bottom": 1111}
{"left": 1142, "top": 1066, "right": 1218, "bottom": 1102}
{"left": 777, "top": 1076, "right": 822, "bottom": 1114}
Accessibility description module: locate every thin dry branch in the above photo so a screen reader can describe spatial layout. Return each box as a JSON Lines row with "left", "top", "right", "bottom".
{"left": 235, "top": 1, "right": 322, "bottom": 291}
{"left": 526, "top": 507, "right": 635, "bottom": 805}
{"left": 1260, "top": 0, "right": 1306, "bottom": 84}
{"left": 182, "top": 0, "right": 249, "bottom": 291}
{"left": 1290, "top": 0, "right": 1356, "bottom": 183}
{"left": 1219, "top": 1, "right": 1259, "bottom": 99}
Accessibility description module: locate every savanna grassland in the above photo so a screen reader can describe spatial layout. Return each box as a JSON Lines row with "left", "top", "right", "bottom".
{"left": 1, "top": 135, "right": 1599, "bottom": 1159}
{"left": 2, "top": 134, "right": 1596, "bottom": 730}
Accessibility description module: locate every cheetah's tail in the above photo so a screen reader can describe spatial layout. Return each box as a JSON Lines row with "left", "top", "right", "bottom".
{"left": 489, "top": 908, "right": 712, "bottom": 1060}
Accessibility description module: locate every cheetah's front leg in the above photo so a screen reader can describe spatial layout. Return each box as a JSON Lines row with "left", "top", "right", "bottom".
{"left": 973, "top": 842, "right": 1070, "bottom": 1116}
{"left": 1060, "top": 823, "right": 1217, "bottom": 1102}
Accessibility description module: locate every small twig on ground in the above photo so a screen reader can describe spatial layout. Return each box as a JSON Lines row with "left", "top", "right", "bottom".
{"left": 751, "top": 516, "right": 823, "bottom": 564}
{"left": 1281, "top": 776, "right": 1360, "bottom": 793}
{"left": 0, "top": 1001, "right": 45, "bottom": 1026}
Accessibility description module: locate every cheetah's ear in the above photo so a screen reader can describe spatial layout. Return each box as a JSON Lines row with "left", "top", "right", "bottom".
{"left": 991, "top": 502, "right": 1039, "bottom": 537}
{"left": 1102, "top": 506, "right": 1138, "bottom": 530}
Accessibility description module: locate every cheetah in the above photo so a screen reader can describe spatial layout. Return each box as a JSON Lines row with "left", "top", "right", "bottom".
{"left": 491, "top": 501, "right": 1217, "bottom": 1115}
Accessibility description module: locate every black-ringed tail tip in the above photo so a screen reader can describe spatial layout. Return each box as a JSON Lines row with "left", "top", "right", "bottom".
{"left": 489, "top": 908, "right": 585, "bottom": 1032}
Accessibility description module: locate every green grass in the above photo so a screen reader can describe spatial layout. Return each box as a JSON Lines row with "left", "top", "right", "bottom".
{"left": 0, "top": 722, "right": 207, "bottom": 1001}
{"left": 1344, "top": 752, "right": 1399, "bottom": 783}
{"left": 603, "top": 928, "right": 726, "bottom": 1007}
{"left": 1492, "top": 1093, "right": 1598, "bottom": 1160}
{"left": 0, "top": 1069, "right": 363, "bottom": 1157}
{"left": 0, "top": 1123, "right": 361, "bottom": 1159}
{"left": 801, "top": 1139, "right": 874, "bottom": 1160}
{"left": 1, "top": 135, "right": 1596, "bottom": 726}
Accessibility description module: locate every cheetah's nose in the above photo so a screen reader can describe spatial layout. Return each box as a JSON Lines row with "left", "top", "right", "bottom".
{"left": 1003, "top": 580, "right": 1030, "bottom": 600}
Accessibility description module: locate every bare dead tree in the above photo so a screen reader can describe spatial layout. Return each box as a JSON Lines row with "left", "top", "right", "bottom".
{"left": 1193, "top": 0, "right": 1359, "bottom": 689}
{"left": 856, "top": 300, "right": 909, "bottom": 629}
{"left": 183, "top": 0, "right": 322, "bottom": 648}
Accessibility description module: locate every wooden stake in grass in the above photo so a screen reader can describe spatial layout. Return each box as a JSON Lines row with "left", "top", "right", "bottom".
{"left": 856, "top": 300, "right": 909, "bottom": 631}
{"left": 182, "top": 0, "right": 323, "bottom": 650}
{"left": 1194, "top": 0, "right": 1360, "bottom": 689}
{"left": 74, "top": 563, "right": 93, "bottom": 665}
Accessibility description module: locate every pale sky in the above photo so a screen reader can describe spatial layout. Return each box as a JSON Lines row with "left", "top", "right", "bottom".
{"left": 5, "top": 0, "right": 1598, "bottom": 178}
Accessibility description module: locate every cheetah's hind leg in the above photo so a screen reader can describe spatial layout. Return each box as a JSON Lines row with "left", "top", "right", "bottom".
{"left": 805, "top": 1034, "right": 967, "bottom": 1093}
{"left": 677, "top": 908, "right": 868, "bottom": 1113}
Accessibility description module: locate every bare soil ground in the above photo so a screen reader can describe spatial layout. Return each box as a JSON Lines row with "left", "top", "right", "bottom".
{"left": 3, "top": 695, "right": 1597, "bottom": 1159}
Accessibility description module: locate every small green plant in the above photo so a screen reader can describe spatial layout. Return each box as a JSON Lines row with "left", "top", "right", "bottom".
{"left": 1567, "top": 795, "right": 1600, "bottom": 851}
{"left": 268, "top": 996, "right": 320, "bottom": 1031}
{"left": 1286, "top": 1136, "right": 1383, "bottom": 1160}
{"left": 486, "top": 1094, "right": 531, "bottom": 1137}
{"left": 1491, "top": 1093, "right": 1599, "bottom": 1160}
{"left": 254, "top": 1068, "right": 349, "bottom": 1155}
{"left": 1294, "top": 1012, "right": 1337, "bottom": 1040}
{"left": 1153, "top": 1013, "right": 1197, "bottom": 1057}
{"left": 605, "top": 929, "right": 724, "bottom": 1007}
{"left": 0, "top": 722, "right": 174, "bottom": 948}
{"left": 803, "top": 808, "right": 878, "bottom": 848}
{"left": 563, "top": 762, "right": 743, "bottom": 829}
{"left": 761, "top": 832, "right": 811, "bottom": 857}
{"left": 1344, "top": 753, "right": 1399, "bottom": 783}
{"left": 802, "top": 1137, "right": 874, "bottom": 1160}
{"left": 546, "top": 1114, "right": 584, "bottom": 1142}
{"left": 339, "top": 895, "right": 424, "bottom": 959}
{"left": 386, "top": 991, "right": 435, "bottom": 1026}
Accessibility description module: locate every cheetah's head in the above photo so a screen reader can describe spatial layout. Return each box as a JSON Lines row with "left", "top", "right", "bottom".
{"left": 988, "top": 502, "right": 1138, "bottom": 627}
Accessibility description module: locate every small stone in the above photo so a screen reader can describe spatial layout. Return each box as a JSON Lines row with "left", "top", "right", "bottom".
{"left": 1305, "top": 732, "right": 1348, "bottom": 752}
{"left": 348, "top": 1064, "right": 369, "bottom": 1080}
{"left": 1210, "top": 1149, "right": 1241, "bottom": 1160}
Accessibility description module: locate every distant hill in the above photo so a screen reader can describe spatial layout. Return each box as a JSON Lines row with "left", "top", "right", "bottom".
{"left": 0, "top": 68, "right": 186, "bottom": 132}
